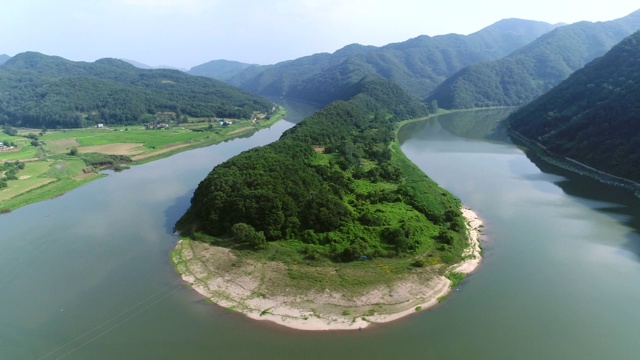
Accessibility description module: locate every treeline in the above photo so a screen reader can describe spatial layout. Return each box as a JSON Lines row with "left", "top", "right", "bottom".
{"left": 0, "top": 52, "right": 274, "bottom": 128}
{"left": 508, "top": 30, "right": 640, "bottom": 183}
{"left": 176, "top": 77, "right": 467, "bottom": 262}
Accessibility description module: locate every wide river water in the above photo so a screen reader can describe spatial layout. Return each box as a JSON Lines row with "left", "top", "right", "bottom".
{"left": 1, "top": 107, "right": 639, "bottom": 359}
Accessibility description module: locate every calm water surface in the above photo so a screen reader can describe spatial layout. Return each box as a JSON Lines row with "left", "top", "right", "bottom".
{"left": 1, "top": 108, "right": 639, "bottom": 359}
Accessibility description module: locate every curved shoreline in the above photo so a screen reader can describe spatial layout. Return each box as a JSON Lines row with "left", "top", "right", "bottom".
{"left": 172, "top": 206, "right": 483, "bottom": 331}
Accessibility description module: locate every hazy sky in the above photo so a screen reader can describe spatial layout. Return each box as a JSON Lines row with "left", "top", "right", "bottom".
{"left": 1, "top": 0, "right": 638, "bottom": 69}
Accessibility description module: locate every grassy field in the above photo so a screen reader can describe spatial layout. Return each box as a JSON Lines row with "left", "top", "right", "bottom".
{"left": 0, "top": 107, "right": 286, "bottom": 212}
{"left": 0, "top": 138, "right": 40, "bottom": 160}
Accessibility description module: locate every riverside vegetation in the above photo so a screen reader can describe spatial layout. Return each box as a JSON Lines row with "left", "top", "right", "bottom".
{"left": 176, "top": 77, "right": 467, "bottom": 264}
{"left": 0, "top": 108, "right": 285, "bottom": 212}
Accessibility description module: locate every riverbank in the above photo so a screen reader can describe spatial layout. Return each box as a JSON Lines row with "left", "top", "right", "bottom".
{"left": 171, "top": 207, "right": 482, "bottom": 331}
{"left": 508, "top": 127, "right": 640, "bottom": 197}
{"left": 0, "top": 108, "right": 286, "bottom": 212}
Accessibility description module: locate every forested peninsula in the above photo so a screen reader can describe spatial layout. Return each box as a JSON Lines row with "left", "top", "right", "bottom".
{"left": 508, "top": 30, "right": 640, "bottom": 185}
{"left": 173, "top": 77, "right": 482, "bottom": 330}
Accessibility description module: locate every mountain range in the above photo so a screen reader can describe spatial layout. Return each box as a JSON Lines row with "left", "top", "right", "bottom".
{"left": 187, "top": 10, "right": 640, "bottom": 112}
{"left": 195, "top": 18, "right": 559, "bottom": 106}
{"left": 427, "top": 9, "right": 640, "bottom": 108}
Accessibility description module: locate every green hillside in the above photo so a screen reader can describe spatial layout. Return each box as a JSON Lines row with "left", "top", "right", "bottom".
{"left": 176, "top": 77, "right": 469, "bottom": 263}
{"left": 0, "top": 52, "right": 274, "bottom": 128}
{"left": 427, "top": 9, "right": 640, "bottom": 109}
{"left": 508, "top": 30, "right": 640, "bottom": 183}
{"left": 218, "top": 19, "right": 556, "bottom": 105}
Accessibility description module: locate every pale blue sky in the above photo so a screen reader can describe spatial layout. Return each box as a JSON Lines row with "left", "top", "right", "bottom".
{"left": 1, "top": 0, "right": 638, "bottom": 69}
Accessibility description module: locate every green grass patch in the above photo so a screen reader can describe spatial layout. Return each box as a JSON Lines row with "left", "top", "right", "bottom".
{"left": 0, "top": 141, "right": 39, "bottom": 160}
{"left": 445, "top": 272, "right": 465, "bottom": 288}
{"left": 43, "top": 127, "right": 212, "bottom": 148}
{"left": 43, "top": 159, "right": 87, "bottom": 179}
{"left": 0, "top": 177, "right": 101, "bottom": 211}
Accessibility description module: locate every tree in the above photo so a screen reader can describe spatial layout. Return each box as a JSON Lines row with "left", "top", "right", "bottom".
{"left": 3, "top": 125, "right": 17, "bottom": 136}
{"left": 69, "top": 147, "right": 79, "bottom": 156}
{"left": 429, "top": 100, "right": 439, "bottom": 114}
{"left": 231, "top": 223, "right": 266, "bottom": 250}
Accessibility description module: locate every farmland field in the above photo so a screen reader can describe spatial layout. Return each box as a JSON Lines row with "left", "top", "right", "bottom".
{"left": 0, "top": 107, "right": 286, "bottom": 211}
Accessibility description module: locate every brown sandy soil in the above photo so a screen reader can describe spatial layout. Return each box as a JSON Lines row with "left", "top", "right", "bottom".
{"left": 228, "top": 126, "right": 255, "bottom": 135}
{"left": 78, "top": 143, "right": 145, "bottom": 156}
{"left": 131, "top": 143, "right": 194, "bottom": 161}
{"left": 46, "top": 139, "right": 81, "bottom": 153}
{"left": 0, "top": 157, "right": 40, "bottom": 164}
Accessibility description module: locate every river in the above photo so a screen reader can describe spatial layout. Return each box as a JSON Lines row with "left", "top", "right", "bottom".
{"left": 1, "top": 107, "right": 639, "bottom": 359}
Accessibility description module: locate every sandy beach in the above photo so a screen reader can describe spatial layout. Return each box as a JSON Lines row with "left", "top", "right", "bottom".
{"left": 172, "top": 206, "right": 483, "bottom": 331}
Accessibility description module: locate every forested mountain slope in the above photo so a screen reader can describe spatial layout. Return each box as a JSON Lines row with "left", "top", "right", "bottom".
{"left": 218, "top": 19, "right": 557, "bottom": 105}
{"left": 427, "top": 9, "right": 640, "bottom": 109}
{"left": 0, "top": 55, "right": 9, "bottom": 66}
{"left": 176, "top": 77, "right": 469, "bottom": 263}
{"left": 0, "top": 52, "right": 273, "bottom": 128}
{"left": 508, "top": 30, "right": 640, "bottom": 182}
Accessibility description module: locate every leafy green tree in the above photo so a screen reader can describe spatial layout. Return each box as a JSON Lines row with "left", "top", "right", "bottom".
{"left": 429, "top": 100, "right": 439, "bottom": 113}
{"left": 231, "top": 223, "right": 266, "bottom": 250}
{"left": 2, "top": 125, "right": 17, "bottom": 136}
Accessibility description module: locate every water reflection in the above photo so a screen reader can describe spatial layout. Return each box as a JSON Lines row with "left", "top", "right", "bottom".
{"left": 436, "top": 108, "right": 514, "bottom": 142}
{"left": 523, "top": 151, "right": 640, "bottom": 260}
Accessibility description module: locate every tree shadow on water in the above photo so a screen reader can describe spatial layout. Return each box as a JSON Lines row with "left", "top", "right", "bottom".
{"left": 163, "top": 191, "right": 195, "bottom": 235}
{"left": 523, "top": 150, "right": 640, "bottom": 261}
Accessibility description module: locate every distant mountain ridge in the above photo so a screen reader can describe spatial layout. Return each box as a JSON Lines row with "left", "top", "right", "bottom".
{"left": 427, "top": 9, "right": 640, "bottom": 109}
{"left": 192, "top": 18, "right": 558, "bottom": 106}
{"left": 508, "top": 30, "right": 640, "bottom": 183}
{"left": 188, "top": 59, "right": 259, "bottom": 82}
{"left": 120, "top": 58, "right": 187, "bottom": 71}
{"left": 0, "top": 54, "right": 9, "bottom": 65}
{"left": 0, "top": 52, "right": 273, "bottom": 128}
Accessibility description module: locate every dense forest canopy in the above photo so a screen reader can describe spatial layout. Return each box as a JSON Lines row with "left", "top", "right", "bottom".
{"left": 204, "top": 19, "right": 558, "bottom": 106}
{"left": 508, "top": 30, "right": 640, "bottom": 182}
{"left": 0, "top": 52, "right": 274, "bottom": 128}
{"left": 176, "top": 77, "right": 468, "bottom": 263}
{"left": 427, "top": 9, "right": 640, "bottom": 109}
